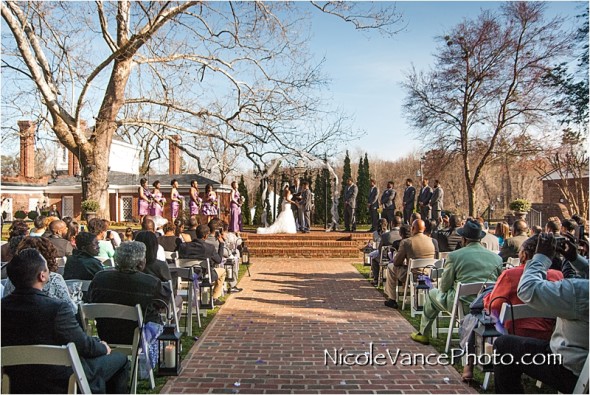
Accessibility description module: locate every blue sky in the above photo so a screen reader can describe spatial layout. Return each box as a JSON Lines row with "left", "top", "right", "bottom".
{"left": 306, "top": 1, "right": 584, "bottom": 161}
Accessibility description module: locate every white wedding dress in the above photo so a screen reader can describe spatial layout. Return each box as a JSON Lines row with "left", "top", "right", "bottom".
{"left": 256, "top": 194, "right": 298, "bottom": 234}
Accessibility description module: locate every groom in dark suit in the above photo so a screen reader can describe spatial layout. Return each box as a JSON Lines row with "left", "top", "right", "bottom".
{"left": 299, "top": 181, "right": 312, "bottom": 233}
{"left": 290, "top": 178, "right": 302, "bottom": 229}
{"left": 2, "top": 249, "right": 129, "bottom": 393}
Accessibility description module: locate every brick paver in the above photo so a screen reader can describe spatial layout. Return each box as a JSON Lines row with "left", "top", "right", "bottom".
{"left": 162, "top": 258, "right": 475, "bottom": 394}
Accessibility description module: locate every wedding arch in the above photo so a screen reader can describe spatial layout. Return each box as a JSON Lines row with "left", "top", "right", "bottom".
{"left": 258, "top": 151, "right": 340, "bottom": 230}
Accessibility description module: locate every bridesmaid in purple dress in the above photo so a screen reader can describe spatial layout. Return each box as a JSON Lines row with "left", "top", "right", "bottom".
{"left": 138, "top": 178, "right": 153, "bottom": 223}
{"left": 150, "top": 180, "right": 166, "bottom": 217}
{"left": 170, "top": 179, "right": 182, "bottom": 222}
{"left": 229, "top": 181, "right": 242, "bottom": 232}
{"left": 201, "top": 183, "right": 218, "bottom": 223}
{"left": 189, "top": 180, "right": 202, "bottom": 217}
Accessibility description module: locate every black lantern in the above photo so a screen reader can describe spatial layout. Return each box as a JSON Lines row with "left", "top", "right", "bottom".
{"left": 242, "top": 244, "right": 250, "bottom": 266}
{"left": 473, "top": 314, "right": 502, "bottom": 372}
{"left": 157, "top": 324, "right": 181, "bottom": 376}
{"left": 200, "top": 276, "right": 213, "bottom": 310}
{"left": 413, "top": 275, "right": 430, "bottom": 312}
{"left": 362, "top": 245, "right": 373, "bottom": 266}
{"left": 224, "top": 259, "right": 235, "bottom": 283}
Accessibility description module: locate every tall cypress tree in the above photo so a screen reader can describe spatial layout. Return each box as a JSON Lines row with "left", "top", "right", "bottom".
{"left": 339, "top": 150, "right": 352, "bottom": 224}
{"left": 238, "top": 175, "right": 250, "bottom": 225}
{"left": 253, "top": 180, "right": 264, "bottom": 225}
{"left": 356, "top": 155, "right": 369, "bottom": 224}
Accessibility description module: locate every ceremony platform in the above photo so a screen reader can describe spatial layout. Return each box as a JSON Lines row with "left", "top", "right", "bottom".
{"left": 242, "top": 230, "right": 372, "bottom": 259}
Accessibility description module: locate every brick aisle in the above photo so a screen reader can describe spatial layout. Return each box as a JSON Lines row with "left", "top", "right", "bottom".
{"left": 162, "top": 258, "right": 474, "bottom": 394}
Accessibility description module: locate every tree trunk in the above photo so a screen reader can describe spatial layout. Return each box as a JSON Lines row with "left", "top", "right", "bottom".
{"left": 467, "top": 182, "right": 476, "bottom": 217}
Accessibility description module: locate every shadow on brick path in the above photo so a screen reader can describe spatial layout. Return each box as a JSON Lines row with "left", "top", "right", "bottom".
{"left": 161, "top": 258, "right": 475, "bottom": 394}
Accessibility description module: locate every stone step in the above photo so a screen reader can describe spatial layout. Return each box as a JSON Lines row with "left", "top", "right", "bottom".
{"left": 245, "top": 240, "right": 360, "bottom": 248}
{"left": 248, "top": 246, "right": 363, "bottom": 258}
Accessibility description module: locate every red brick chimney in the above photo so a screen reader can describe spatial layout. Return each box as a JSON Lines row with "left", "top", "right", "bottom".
{"left": 17, "top": 121, "right": 36, "bottom": 179}
{"left": 169, "top": 135, "right": 181, "bottom": 175}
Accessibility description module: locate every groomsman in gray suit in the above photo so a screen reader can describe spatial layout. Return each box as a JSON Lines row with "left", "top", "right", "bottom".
{"left": 299, "top": 181, "right": 313, "bottom": 233}
{"left": 402, "top": 178, "right": 416, "bottom": 225}
{"left": 418, "top": 178, "right": 433, "bottom": 221}
{"left": 430, "top": 179, "right": 444, "bottom": 224}
{"left": 343, "top": 178, "right": 358, "bottom": 232}
{"left": 380, "top": 181, "right": 396, "bottom": 229}
{"left": 368, "top": 179, "right": 380, "bottom": 232}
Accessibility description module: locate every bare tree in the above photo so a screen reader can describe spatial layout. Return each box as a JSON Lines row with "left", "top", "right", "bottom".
{"left": 403, "top": 3, "right": 573, "bottom": 216}
{"left": 2, "top": 1, "right": 403, "bottom": 218}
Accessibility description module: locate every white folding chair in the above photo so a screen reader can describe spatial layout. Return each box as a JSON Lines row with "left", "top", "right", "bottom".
{"left": 438, "top": 251, "right": 451, "bottom": 260}
{"left": 1, "top": 343, "right": 92, "bottom": 394}
{"left": 164, "top": 251, "right": 178, "bottom": 267}
{"left": 481, "top": 303, "right": 558, "bottom": 390}
{"left": 79, "top": 303, "right": 151, "bottom": 394}
{"left": 377, "top": 246, "right": 393, "bottom": 287}
{"left": 401, "top": 258, "right": 440, "bottom": 315}
{"left": 169, "top": 264, "right": 201, "bottom": 334}
{"left": 65, "top": 279, "right": 92, "bottom": 293}
{"left": 444, "top": 282, "right": 487, "bottom": 353}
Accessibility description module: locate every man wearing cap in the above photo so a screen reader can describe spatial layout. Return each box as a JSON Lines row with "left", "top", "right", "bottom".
{"left": 410, "top": 219, "right": 503, "bottom": 345}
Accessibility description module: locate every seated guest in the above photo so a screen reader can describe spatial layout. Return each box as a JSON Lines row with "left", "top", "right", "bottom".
{"left": 3, "top": 237, "right": 77, "bottom": 313}
{"left": 87, "top": 218, "right": 115, "bottom": 260}
{"left": 63, "top": 232, "right": 103, "bottom": 280}
{"left": 178, "top": 224, "right": 227, "bottom": 305}
{"left": 158, "top": 222, "right": 180, "bottom": 252}
{"left": 174, "top": 219, "right": 192, "bottom": 243}
{"left": 437, "top": 214, "right": 462, "bottom": 252}
{"left": 372, "top": 218, "right": 389, "bottom": 250}
{"left": 485, "top": 234, "right": 563, "bottom": 338}
{"left": 135, "top": 231, "right": 172, "bottom": 283}
{"left": 370, "top": 217, "right": 403, "bottom": 284}
{"left": 383, "top": 219, "right": 436, "bottom": 309}
{"left": 545, "top": 216, "right": 561, "bottom": 234}
{"left": 29, "top": 215, "right": 47, "bottom": 237}
{"left": 1, "top": 220, "right": 29, "bottom": 262}
{"left": 88, "top": 242, "right": 171, "bottom": 345}
{"left": 123, "top": 227, "right": 134, "bottom": 242}
{"left": 531, "top": 225, "right": 543, "bottom": 235}
{"left": 206, "top": 217, "right": 225, "bottom": 249}
{"left": 561, "top": 219, "right": 577, "bottom": 237}
{"left": 185, "top": 215, "right": 199, "bottom": 241}
{"left": 493, "top": 234, "right": 588, "bottom": 393}
{"left": 102, "top": 219, "right": 121, "bottom": 248}
{"left": 2, "top": 249, "right": 129, "bottom": 393}
{"left": 495, "top": 221, "right": 510, "bottom": 247}
{"left": 411, "top": 219, "right": 502, "bottom": 345}
{"left": 499, "top": 220, "right": 529, "bottom": 262}
{"left": 460, "top": 234, "right": 564, "bottom": 381}
{"left": 424, "top": 219, "right": 440, "bottom": 257}
{"left": 392, "top": 224, "right": 410, "bottom": 251}
{"left": 65, "top": 220, "right": 79, "bottom": 247}
{"left": 477, "top": 217, "right": 500, "bottom": 251}
{"left": 46, "top": 220, "right": 74, "bottom": 257}
{"left": 140, "top": 216, "right": 166, "bottom": 261}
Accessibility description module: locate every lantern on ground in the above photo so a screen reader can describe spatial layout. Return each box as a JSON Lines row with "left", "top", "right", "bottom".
{"left": 157, "top": 324, "right": 181, "bottom": 376}
{"left": 224, "top": 259, "right": 235, "bottom": 283}
{"left": 473, "top": 314, "right": 502, "bottom": 372}
{"left": 362, "top": 245, "right": 373, "bottom": 266}
{"left": 242, "top": 244, "right": 250, "bottom": 266}
{"left": 199, "top": 276, "right": 213, "bottom": 310}
{"left": 413, "top": 274, "right": 430, "bottom": 311}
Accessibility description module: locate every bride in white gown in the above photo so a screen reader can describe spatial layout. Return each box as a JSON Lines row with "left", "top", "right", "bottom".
{"left": 257, "top": 184, "right": 298, "bottom": 234}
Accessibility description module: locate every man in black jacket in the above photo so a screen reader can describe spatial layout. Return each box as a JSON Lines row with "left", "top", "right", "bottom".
{"left": 2, "top": 249, "right": 129, "bottom": 393}
{"left": 63, "top": 232, "right": 103, "bottom": 280}
{"left": 178, "top": 224, "right": 227, "bottom": 304}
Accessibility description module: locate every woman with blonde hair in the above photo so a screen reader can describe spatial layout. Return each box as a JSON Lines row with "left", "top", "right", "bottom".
{"left": 495, "top": 221, "right": 510, "bottom": 247}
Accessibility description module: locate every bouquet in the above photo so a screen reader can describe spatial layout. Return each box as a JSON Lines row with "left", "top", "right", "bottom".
{"left": 154, "top": 197, "right": 167, "bottom": 207}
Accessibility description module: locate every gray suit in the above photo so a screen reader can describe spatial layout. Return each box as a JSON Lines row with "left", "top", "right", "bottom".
{"left": 299, "top": 188, "right": 313, "bottom": 232}
{"left": 344, "top": 183, "right": 358, "bottom": 231}
{"left": 380, "top": 188, "right": 396, "bottom": 227}
{"left": 430, "top": 186, "right": 444, "bottom": 222}
{"left": 418, "top": 185, "right": 433, "bottom": 220}
{"left": 368, "top": 185, "right": 380, "bottom": 231}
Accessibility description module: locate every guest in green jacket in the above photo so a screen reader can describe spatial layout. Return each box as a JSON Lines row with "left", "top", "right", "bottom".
{"left": 411, "top": 219, "right": 503, "bottom": 345}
